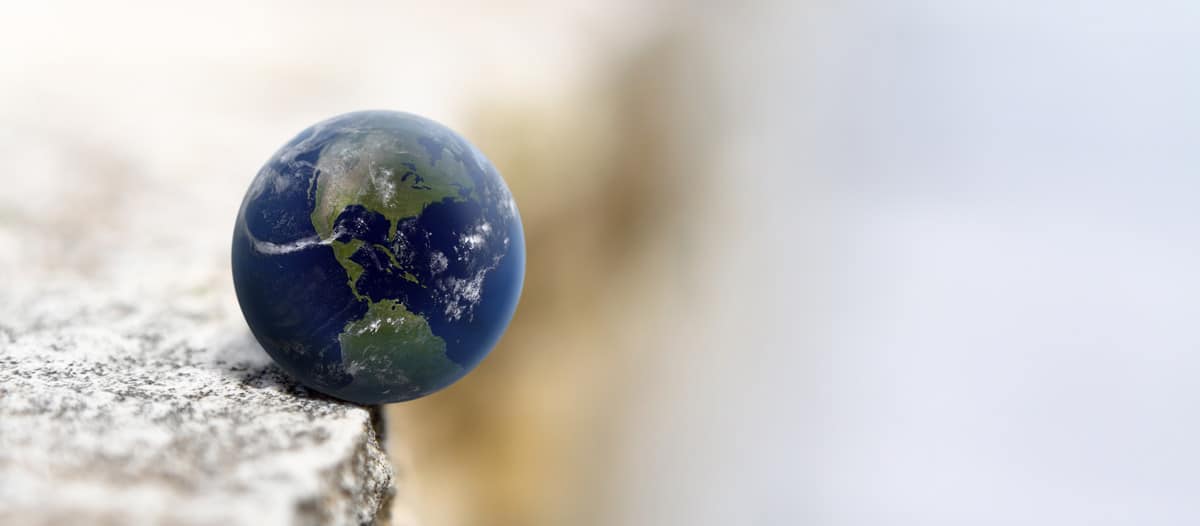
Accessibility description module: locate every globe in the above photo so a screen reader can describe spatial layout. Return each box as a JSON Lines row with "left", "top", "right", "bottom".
{"left": 231, "top": 110, "right": 525, "bottom": 404}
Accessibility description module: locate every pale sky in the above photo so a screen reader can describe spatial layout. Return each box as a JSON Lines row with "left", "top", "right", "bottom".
{"left": 611, "top": 1, "right": 1200, "bottom": 525}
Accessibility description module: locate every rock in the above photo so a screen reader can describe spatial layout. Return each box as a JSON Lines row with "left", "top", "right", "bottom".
{"left": 0, "top": 88, "right": 407, "bottom": 525}
{"left": 0, "top": 278, "right": 397, "bottom": 525}
{"left": 0, "top": 110, "right": 413, "bottom": 525}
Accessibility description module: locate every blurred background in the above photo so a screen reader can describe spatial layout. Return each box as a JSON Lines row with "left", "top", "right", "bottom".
{"left": 3, "top": 1, "right": 1200, "bottom": 525}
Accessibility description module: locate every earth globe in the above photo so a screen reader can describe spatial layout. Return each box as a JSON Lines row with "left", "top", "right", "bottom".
{"left": 231, "top": 110, "right": 525, "bottom": 404}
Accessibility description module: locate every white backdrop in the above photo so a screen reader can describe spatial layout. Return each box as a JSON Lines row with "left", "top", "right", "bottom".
{"left": 609, "top": 1, "right": 1200, "bottom": 525}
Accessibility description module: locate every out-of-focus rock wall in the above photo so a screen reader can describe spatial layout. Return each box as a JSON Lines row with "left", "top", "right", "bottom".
{"left": 388, "top": 31, "right": 711, "bottom": 526}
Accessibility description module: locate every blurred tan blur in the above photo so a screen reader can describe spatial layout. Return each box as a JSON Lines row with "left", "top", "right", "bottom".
{"left": 389, "top": 32, "right": 707, "bottom": 526}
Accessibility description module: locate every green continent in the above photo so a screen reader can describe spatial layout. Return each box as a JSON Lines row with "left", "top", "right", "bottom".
{"left": 311, "top": 125, "right": 471, "bottom": 393}
{"left": 310, "top": 130, "right": 475, "bottom": 240}
{"left": 331, "top": 239, "right": 366, "bottom": 297}
{"left": 338, "top": 299, "right": 462, "bottom": 392}
{"left": 310, "top": 129, "right": 475, "bottom": 300}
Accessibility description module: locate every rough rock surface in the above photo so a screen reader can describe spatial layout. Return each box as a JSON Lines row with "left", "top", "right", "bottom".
{"left": 0, "top": 279, "right": 396, "bottom": 526}
{"left": 0, "top": 125, "right": 401, "bottom": 524}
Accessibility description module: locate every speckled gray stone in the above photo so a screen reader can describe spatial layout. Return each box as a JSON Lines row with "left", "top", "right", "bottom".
{"left": 0, "top": 89, "right": 411, "bottom": 525}
{"left": 0, "top": 279, "right": 397, "bottom": 526}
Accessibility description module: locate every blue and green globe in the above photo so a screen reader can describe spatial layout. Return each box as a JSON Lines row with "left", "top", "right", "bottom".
{"left": 232, "top": 111, "right": 524, "bottom": 404}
